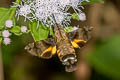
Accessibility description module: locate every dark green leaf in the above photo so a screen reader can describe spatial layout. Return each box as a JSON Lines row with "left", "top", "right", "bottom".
{"left": 10, "top": 26, "right": 22, "bottom": 36}
{"left": 49, "top": 26, "right": 54, "bottom": 36}
{"left": 87, "top": 35, "right": 120, "bottom": 79}
{"left": 64, "top": 27, "right": 74, "bottom": 33}
{"left": 0, "top": 8, "right": 11, "bottom": 30}
{"left": 0, "top": 31, "right": 2, "bottom": 36}
{"left": 82, "top": 0, "right": 104, "bottom": 5}
{"left": 29, "top": 21, "right": 49, "bottom": 41}
{"left": 0, "top": 37, "right": 2, "bottom": 42}
{"left": 71, "top": 13, "right": 79, "bottom": 20}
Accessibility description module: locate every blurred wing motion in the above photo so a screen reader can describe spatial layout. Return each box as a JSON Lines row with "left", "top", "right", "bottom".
{"left": 25, "top": 25, "right": 93, "bottom": 72}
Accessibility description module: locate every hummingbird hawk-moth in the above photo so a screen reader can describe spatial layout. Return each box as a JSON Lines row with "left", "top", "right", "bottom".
{"left": 25, "top": 24, "right": 93, "bottom": 72}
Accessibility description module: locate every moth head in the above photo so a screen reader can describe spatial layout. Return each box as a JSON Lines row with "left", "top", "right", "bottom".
{"left": 61, "top": 54, "right": 77, "bottom": 72}
{"left": 65, "top": 63, "right": 77, "bottom": 72}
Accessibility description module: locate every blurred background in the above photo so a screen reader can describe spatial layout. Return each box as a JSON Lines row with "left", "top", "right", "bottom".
{"left": 0, "top": 0, "right": 120, "bottom": 80}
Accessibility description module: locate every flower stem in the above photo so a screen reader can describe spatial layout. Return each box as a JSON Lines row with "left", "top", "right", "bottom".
{"left": 0, "top": 46, "right": 4, "bottom": 80}
{"left": 9, "top": 0, "right": 21, "bottom": 20}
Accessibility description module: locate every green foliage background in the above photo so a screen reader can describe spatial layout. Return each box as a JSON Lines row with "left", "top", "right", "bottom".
{"left": 1, "top": 0, "right": 120, "bottom": 80}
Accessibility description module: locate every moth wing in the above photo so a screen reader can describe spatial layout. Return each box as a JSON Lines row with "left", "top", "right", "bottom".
{"left": 68, "top": 26, "right": 93, "bottom": 48}
{"left": 25, "top": 42, "right": 38, "bottom": 56}
{"left": 38, "top": 46, "right": 56, "bottom": 59}
{"left": 25, "top": 38, "right": 57, "bottom": 59}
{"left": 35, "top": 40, "right": 56, "bottom": 59}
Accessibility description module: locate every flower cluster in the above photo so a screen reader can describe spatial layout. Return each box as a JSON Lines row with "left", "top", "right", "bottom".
{"left": 15, "top": 0, "right": 89, "bottom": 27}
{"left": 2, "top": 20, "right": 13, "bottom": 45}
{"left": 1, "top": 20, "right": 28, "bottom": 45}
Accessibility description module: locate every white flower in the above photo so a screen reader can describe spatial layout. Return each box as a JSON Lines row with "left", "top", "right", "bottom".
{"left": 3, "top": 38, "right": 11, "bottom": 45}
{"left": 2, "top": 30, "right": 10, "bottom": 38}
{"left": 54, "top": 13, "right": 69, "bottom": 24}
{"left": 15, "top": 0, "right": 89, "bottom": 27}
{"left": 16, "top": 2, "right": 32, "bottom": 21}
{"left": 21, "top": 26, "right": 27, "bottom": 33}
{"left": 59, "top": 0, "right": 70, "bottom": 6}
{"left": 72, "top": 26, "right": 79, "bottom": 31}
{"left": 19, "top": 4, "right": 31, "bottom": 15}
{"left": 79, "top": 13, "right": 86, "bottom": 21}
{"left": 5, "top": 20, "right": 13, "bottom": 28}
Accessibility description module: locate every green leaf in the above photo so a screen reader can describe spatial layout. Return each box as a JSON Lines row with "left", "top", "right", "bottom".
{"left": 87, "top": 35, "right": 120, "bottom": 79}
{"left": 0, "top": 37, "right": 2, "bottom": 42}
{"left": 49, "top": 26, "right": 54, "bottom": 36}
{"left": 29, "top": 21, "right": 49, "bottom": 41}
{"left": 71, "top": 13, "right": 79, "bottom": 20}
{"left": 26, "top": 30, "right": 31, "bottom": 33}
{"left": 10, "top": 26, "right": 22, "bottom": 36}
{"left": 0, "top": 8, "right": 11, "bottom": 30}
{"left": 82, "top": 0, "right": 104, "bottom": 5}
{"left": 64, "top": 27, "right": 74, "bottom": 33}
{"left": 0, "top": 31, "right": 2, "bottom": 36}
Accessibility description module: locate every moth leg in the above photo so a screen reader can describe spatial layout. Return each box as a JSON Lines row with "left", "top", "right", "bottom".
{"left": 71, "top": 38, "right": 86, "bottom": 49}
{"left": 72, "top": 39, "right": 87, "bottom": 48}
{"left": 73, "top": 39, "right": 87, "bottom": 43}
{"left": 51, "top": 46, "right": 57, "bottom": 55}
{"left": 71, "top": 41, "right": 80, "bottom": 48}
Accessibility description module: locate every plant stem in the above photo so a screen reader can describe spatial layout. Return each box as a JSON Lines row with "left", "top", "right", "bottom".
{"left": 9, "top": 0, "right": 21, "bottom": 20}
{"left": 0, "top": 46, "right": 4, "bottom": 80}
